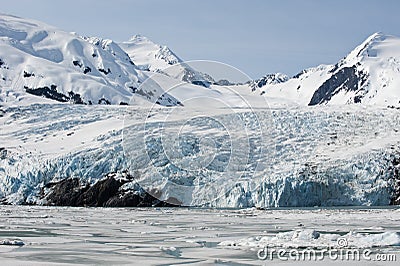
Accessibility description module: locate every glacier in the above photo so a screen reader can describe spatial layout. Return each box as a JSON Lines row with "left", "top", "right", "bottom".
{"left": 0, "top": 102, "right": 399, "bottom": 207}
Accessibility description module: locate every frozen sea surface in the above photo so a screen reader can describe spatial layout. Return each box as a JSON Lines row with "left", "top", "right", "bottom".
{"left": 0, "top": 206, "right": 399, "bottom": 265}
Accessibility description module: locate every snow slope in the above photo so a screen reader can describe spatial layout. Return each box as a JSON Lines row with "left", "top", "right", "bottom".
{"left": 0, "top": 14, "right": 181, "bottom": 106}
{"left": 119, "top": 35, "right": 214, "bottom": 86}
{"left": 119, "top": 35, "right": 181, "bottom": 72}
{"left": 258, "top": 33, "right": 400, "bottom": 107}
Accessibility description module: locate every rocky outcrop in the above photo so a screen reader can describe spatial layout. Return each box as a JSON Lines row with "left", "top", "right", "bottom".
{"left": 249, "top": 73, "right": 289, "bottom": 91}
{"left": 24, "top": 85, "right": 84, "bottom": 104}
{"left": 76, "top": 176, "right": 121, "bottom": 206}
{"left": 309, "top": 65, "right": 369, "bottom": 105}
{"left": 42, "top": 178, "right": 85, "bottom": 206}
{"left": 390, "top": 149, "right": 400, "bottom": 205}
{"left": 42, "top": 175, "right": 180, "bottom": 207}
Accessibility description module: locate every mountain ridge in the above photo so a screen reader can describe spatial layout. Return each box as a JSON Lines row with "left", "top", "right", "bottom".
{"left": 0, "top": 14, "right": 399, "bottom": 107}
{"left": 257, "top": 32, "right": 400, "bottom": 107}
{"left": 0, "top": 13, "right": 181, "bottom": 107}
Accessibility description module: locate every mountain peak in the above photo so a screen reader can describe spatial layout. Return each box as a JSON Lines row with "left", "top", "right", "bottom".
{"left": 357, "top": 32, "right": 387, "bottom": 53}
{"left": 120, "top": 35, "right": 184, "bottom": 72}
{"left": 248, "top": 73, "right": 289, "bottom": 91}
{"left": 128, "top": 34, "right": 153, "bottom": 43}
{"left": 345, "top": 32, "right": 392, "bottom": 62}
{"left": 0, "top": 14, "right": 184, "bottom": 107}
{"left": 367, "top": 31, "right": 386, "bottom": 40}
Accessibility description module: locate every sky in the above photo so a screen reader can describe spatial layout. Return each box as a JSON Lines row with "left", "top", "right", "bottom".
{"left": 1, "top": 0, "right": 400, "bottom": 79}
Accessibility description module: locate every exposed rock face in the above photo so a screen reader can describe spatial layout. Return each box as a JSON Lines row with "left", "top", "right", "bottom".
{"left": 390, "top": 149, "right": 400, "bottom": 205}
{"left": 214, "top": 79, "right": 235, "bottom": 86}
{"left": 0, "top": 147, "right": 7, "bottom": 159}
{"left": 42, "top": 175, "right": 180, "bottom": 207}
{"left": 76, "top": 177, "right": 121, "bottom": 207}
{"left": 309, "top": 66, "right": 369, "bottom": 105}
{"left": 43, "top": 178, "right": 85, "bottom": 206}
{"left": 181, "top": 68, "right": 213, "bottom": 88}
{"left": 24, "top": 85, "right": 84, "bottom": 104}
{"left": 249, "top": 73, "right": 289, "bottom": 91}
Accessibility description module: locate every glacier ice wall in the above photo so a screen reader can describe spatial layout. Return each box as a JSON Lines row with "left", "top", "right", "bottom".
{"left": 0, "top": 104, "right": 399, "bottom": 207}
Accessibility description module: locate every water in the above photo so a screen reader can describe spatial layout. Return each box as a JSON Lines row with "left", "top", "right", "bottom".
{"left": 0, "top": 206, "right": 399, "bottom": 265}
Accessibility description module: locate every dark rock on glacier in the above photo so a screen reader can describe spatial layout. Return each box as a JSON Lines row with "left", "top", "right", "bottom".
{"left": 42, "top": 175, "right": 180, "bottom": 207}
{"left": 0, "top": 147, "right": 7, "bottom": 159}
{"left": 104, "top": 191, "right": 142, "bottom": 207}
{"left": 390, "top": 149, "right": 400, "bottom": 205}
{"left": 44, "top": 178, "right": 87, "bottom": 206}
{"left": 76, "top": 176, "right": 121, "bottom": 207}
{"left": 104, "top": 190, "right": 179, "bottom": 207}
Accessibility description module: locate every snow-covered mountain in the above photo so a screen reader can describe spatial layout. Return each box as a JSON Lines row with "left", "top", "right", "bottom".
{"left": 119, "top": 35, "right": 181, "bottom": 72}
{"left": 119, "top": 35, "right": 214, "bottom": 87}
{"left": 257, "top": 33, "right": 400, "bottom": 107}
{"left": 248, "top": 73, "right": 289, "bottom": 91}
{"left": 1, "top": 14, "right": 399, "bottom": 108}
{"left": 0, "top": 14, "right": 181, "bottom": 106}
